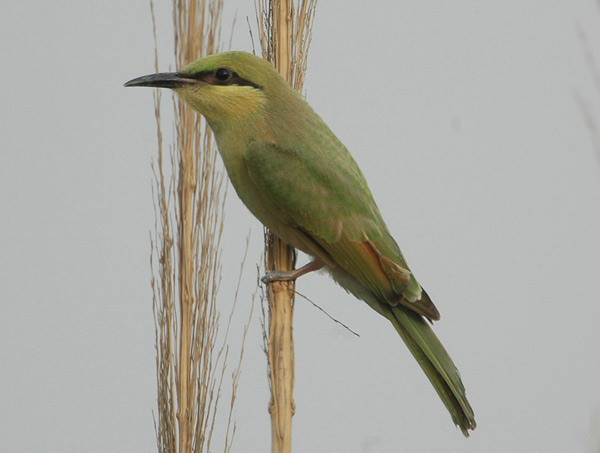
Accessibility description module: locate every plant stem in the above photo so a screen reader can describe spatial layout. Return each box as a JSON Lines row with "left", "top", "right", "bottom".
{"left": 264, "top": 2, "right": 296, "bottom": 451}
{"left": 265, "top": 233, "right": 296, "bottom": 453}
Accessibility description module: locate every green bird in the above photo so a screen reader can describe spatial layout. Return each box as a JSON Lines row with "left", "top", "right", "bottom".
{"left": 125, "top": 51, "right": 476, "bottom": 436}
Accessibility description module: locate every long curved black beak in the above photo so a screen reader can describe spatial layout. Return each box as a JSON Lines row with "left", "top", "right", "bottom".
{"left": 124, "top": 72, "right": 198, "bottom": 89}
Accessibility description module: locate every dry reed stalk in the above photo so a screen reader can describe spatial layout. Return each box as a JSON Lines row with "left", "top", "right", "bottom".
{"left": 150, "top": 1, "right": 247, "bottom": 452}
{"left": 255, "top": 1, "right": 317, "bottom": 452}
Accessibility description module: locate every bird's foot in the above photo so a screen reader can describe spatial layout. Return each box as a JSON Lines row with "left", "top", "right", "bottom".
{"left": 260, "top": 260, "right": 323, "bottom": 284}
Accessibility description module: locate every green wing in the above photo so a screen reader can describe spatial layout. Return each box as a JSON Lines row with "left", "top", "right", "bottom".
{"left": 244, "top": 141, "right": 439, "bottom": 320}
{"left": 245, "top": 142, "right": 476, "bottom": 435}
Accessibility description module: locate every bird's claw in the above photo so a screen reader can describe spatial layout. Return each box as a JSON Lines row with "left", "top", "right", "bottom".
{"left": 261, "top": 270, "right": 294, "bottom": 284}
{"left": 261, "top": 260, "right": 324, "bottom": 284}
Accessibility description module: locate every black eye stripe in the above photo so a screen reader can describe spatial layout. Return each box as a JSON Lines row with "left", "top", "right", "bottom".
{"left": 183, "top": 69, "right": 262, "bottom": 89}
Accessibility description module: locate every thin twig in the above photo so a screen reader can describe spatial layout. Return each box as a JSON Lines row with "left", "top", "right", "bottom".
{"left": 293, "top": 290, "right": 360, "bottom": 337}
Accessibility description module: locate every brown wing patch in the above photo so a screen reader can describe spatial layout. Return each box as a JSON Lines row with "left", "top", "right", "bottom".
{"left": 326, "top": 237, "right": 397, "bottom": 302}
{"left": 365, "top": 240, "right": 412, "bottom": 291}
{"left": 287, "top": 227, "right": 441, "bottom": 322}
{"left": 364, "top": 240, "right": 441, "bottom": 321}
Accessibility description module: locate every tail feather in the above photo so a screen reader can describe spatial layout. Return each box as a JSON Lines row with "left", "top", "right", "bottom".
{"left": 383, "top": 303, "right": 476, "bottom": 436}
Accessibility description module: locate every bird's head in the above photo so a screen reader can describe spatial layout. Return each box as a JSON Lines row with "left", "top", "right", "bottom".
{"left": 125, "top": 51, "right": 290, "bottom": 127}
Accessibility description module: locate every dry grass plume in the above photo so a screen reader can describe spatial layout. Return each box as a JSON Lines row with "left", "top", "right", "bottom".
{"left": 149, "top": 1, "right": 249, "bottom": 452}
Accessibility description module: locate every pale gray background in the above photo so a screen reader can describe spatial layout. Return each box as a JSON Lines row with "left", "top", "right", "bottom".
{"left": 2, "top": 1, "right": 600, "bottom": 452}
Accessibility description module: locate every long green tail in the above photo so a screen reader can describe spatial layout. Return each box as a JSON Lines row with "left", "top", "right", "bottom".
{"left": 383, "top": 304, "right": 476, "bottom": 436}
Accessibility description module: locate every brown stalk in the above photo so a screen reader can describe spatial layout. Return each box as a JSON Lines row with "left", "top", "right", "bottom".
{"left": 255, "top": 1, "right": 318, "bottom": 452}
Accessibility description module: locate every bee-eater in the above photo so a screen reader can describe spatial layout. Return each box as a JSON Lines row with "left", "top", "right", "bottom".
{"left": 125, "top": 51, "right": 476, "bottom": 436}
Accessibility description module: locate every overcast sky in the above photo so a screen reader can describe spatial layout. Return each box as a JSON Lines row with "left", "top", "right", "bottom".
{"left": 2, "top": 1, "right": 600, "bottom": 452}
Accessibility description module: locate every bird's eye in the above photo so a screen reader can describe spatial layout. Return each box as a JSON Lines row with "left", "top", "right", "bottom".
{"left": 215, "top": 67, "right": 232, "bottom": 82}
